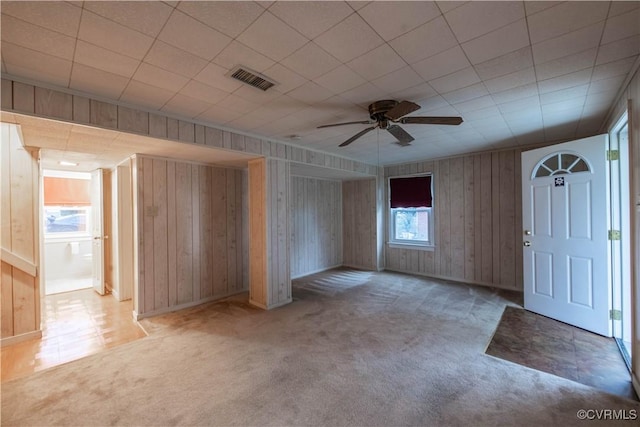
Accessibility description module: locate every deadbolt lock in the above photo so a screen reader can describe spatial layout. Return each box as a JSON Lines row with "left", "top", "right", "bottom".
{"left": 523, "top": 241, "right": 531, "bottom": 247}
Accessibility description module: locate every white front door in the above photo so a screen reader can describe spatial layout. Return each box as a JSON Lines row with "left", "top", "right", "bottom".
{"left": 91, "top": 169, "right": 105, "bottom": 295}
{"left": 522, "top": 134, "right": 611, "bottom": 336}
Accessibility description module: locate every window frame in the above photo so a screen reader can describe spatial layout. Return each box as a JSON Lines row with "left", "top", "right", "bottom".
{"left": 387, "top": 174, "right": 435, "bottom": 251}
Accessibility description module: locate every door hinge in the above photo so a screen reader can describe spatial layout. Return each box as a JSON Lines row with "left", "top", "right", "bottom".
{"left": 606, "top": 150, "right": 620, "bottom": 161}
{"left": 610, "top": 309, "right": 622, "bottom": 321}
{"left": 608, "top": 230, "right": 621, "bottom": 240}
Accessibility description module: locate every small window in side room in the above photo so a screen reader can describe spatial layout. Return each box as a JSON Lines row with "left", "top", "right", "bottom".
{"left": 43, "top": 173, "right": 92, "bottom": 236}
{"left": 389, "top": 175, "right": 434, "bottom": 248}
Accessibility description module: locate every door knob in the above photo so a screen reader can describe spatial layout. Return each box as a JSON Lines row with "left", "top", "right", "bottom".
{"left": 524, "top": 230, "right": 531, "bottom": 235}
{"left": 523, "top": 241, "right": 531, "bottom": 247}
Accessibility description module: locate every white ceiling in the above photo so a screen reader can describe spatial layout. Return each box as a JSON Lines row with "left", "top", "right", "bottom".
{"left": 1, "top": 1, "right": 639, "bottom": 166}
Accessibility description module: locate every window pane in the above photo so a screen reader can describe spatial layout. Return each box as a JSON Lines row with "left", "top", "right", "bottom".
{"left": 45, "top": 206, "right": 90, "bottom": 233}
{"left": 393, "top": 208, "right": 429, "bottom": 242}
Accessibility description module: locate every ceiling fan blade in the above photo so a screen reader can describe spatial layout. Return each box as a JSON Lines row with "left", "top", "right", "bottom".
{"left": 384, "top": 100, "right": 421, "bottom": 121}
{"left": 387, "top": 125, "right": 414, "bottom": 145}
{"left": 400, "top": 116, "right": 463, "bottom": 125}
{"left": 339, "top": 126, "right": 376, "bottom": 147}
{"left": 317, "top": 120, "right": 371, "bottom": 129}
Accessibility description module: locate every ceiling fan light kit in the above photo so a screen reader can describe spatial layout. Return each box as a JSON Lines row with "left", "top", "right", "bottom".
{"left": 318, "top": 100, "right": 463, "bottom": 147}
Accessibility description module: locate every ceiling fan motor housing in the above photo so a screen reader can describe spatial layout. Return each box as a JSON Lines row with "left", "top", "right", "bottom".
{"left": 368, "top": 100, "right": 399, "bottom": 122}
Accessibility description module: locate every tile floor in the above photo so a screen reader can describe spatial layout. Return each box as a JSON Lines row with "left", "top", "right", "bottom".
{"left": 1, "top": 289, "right": 147, "bottom": 383}
{"left": 486, "top": 306, "right": 637, "bottom": 401}
{"left": 45, "top": 276, "right": 92, "bottom": 295}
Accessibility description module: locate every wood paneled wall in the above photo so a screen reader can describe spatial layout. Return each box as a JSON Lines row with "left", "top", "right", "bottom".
{"left": 133, "top": 155, "right": 247, "bottom": 318}
{"left": 111, "top": 161, "right": 134, "bottom": 302}
{"left": 290, "top": 176, "right": 342, "bottom": 278}
{"left": 1, "top": 123, "right": 41, "bottom": 343}
{"left": 343, "top": 178, "right": 378, "bottom": 271}
{"left": 385, "top": 149, "right": 523, "bottom": 290}
{"left": 1, "top": 78, "right": 378, "bottom": 177}
{"left": 248, "top": 158, "right": 291, "bottom": 309}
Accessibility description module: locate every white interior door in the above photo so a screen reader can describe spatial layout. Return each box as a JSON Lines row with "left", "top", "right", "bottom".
{"left": 91, "top": 169, "right": 105, "bottom": 295}
{"left": 522, "top": 134, "right": 611, "bottom": 336}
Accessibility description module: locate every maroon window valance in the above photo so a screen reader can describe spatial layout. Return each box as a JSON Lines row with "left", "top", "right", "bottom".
{"left": 390, "top": 176, "right": 432, "bottom": 208}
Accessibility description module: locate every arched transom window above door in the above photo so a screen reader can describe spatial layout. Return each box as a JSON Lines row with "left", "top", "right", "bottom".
{"left": 532, "top": 152, "right": 590, "bottom": 178}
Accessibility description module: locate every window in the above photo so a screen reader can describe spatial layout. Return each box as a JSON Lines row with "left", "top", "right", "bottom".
{"left": 389, "top": 175, "right": 434, "bottom": 248}
{"left": 532, "top": 152, "right": 590, "bottom": 178}
{"left": 43, "top": 173, "right": 92, "bottom": 236}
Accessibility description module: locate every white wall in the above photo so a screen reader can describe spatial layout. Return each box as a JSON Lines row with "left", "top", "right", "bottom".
{"left": 44, "top": 238, "right": 92, "bottom": 281}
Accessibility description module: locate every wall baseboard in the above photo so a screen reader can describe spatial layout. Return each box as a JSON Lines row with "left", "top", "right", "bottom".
{"left": 135, "top": 289, "right": 249, "bottom": 320}
{"left": 633, "top": 373, "right": 640, "bottom": 400}
{"left": 1, "top": 330, "right": 42, "bottom": 348}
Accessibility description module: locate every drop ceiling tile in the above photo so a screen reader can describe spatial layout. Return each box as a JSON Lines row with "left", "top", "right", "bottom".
{"left": 596, "top": 35, "right": 640, "bottom": 65}
{"left": 1, "top": 42, "right": 72, "bottom": 87}
{"left": 216, "top": 94, "right": 261, "bottom": 114}
{"left": 541, "top": 98, "right": 586, "bottom": 116}
{"left": 78, "top": 11, "right": 154, "bottom": 60}
{"left": 262, "top": 63, "right": 308, "bottom": 93}
{"left": 162, "top": 94, "right": 212, "bottom": 118}
{"left": 233, "top": 84, "right": 283, "bottom": 105}
{"left": 269, "top": 1, "right": 353, "bottom": 39}
{"left": 484, "top": 67, "right": 536, "bottom": 94}
{"left": 540, "top": 84, "right": 589, "bottom": 105}
{"left": 608, "top": 1, "right": 640, "bottom": 18}
{"left": 392, "top": 82, "right": 438, "bottom": 102}
{"left": 460, "top": 105, "right": 502, "bottom": 121}
{"left": 316, "top": 65, "right": 367, "bottom": 94}
{"left": 120, "top": 80, "right": 175, "bottom": 110}
{"left": 389, "top": 16, "right": 458, "bottom": 64}
{"left": 143, "top": 40, "right": 208, "bottom": 78}
{"left": 133, "top": 63, "right": 189, "bottom": 92}
{"left": 346, "top": 44, "right": 406, "bottom": 81}
{"left": 179, "top": 80, "right": 229, "bottom": 105}
{"left": 236, "top": 11, "right": 308, "bottom": 62}
{"left": 527, "top": 1, "right": 609, "bottom": 44}
{"left": 591, "top": 56, "right": 637, "bottom": 81}
{"left": 587, "top": 75, "right": 627, "bottom": 95}
{"left": 602, "top": 9, "right": 640, "bottom": 44}
{"left": 490, "top": 82, "right": 539, "bottom": 104}
{"left": 359, "top": 1, "right": 441, "bottom": 41}
{"left": 497, "top": 95, "right": 540, "bottom": 114}
{"left": 445, "top": 1, "right": 524, "bottom": 43}
{"left": 70, "top": 63, "right": 130, "bottom": 100}
{"left": 1, "top": 14, "right": 76, "bottom": 60}
{"left": 287, "top": 81, "right": 334, "bottom": 105}
{"left": 280, "top": 42, "right": 341, "bottom": 80}
{"left": 532, "top": 22, "right": 604, "bottom": 64}
{"left": 412, "top": 46, "right": 470, "bottom": 81}
{"left": 226, "top": 111, "right": 273, "bottom": 131}
{"left": 213, "top": 40, "right": 276, "bottom": 73}
{"left": 1, "top": 1, "right": 81, "bottom": 37}
{"left": 74, "top": 40, "right": 140, "bottom": 78}
{"left": 429, "top": 67, "right": 480, "bottom": 93}
{"left": 340, "top": 82, "right": 390, "bottom": 106}
{"left": 524, "top": 1, "right": 563, "bottom": 16}
{"left": 440, "top": 82, "right": 488, "bottom": 104}
{"left": 83, "top": 0, "right": 173, "bottom": 37}
{"left": 347, "top": 1, "right": 371, "bottom": 11}
{"left": 461, "top": 19, "right": 530, "bottom": 64}
{"left": 371, "top": 67, "right": 424, "bottom": 94}
{"left": 452, "top": 95, "right": 495, "bottom": 114}
{"left": 158, "top": 10, "right": 232, "bottom": 60}
{"left": 538, "top": 68, "right": 592, "bottom": 94}
{"left": 473, "top": 47, "right": 533, "bottom": 80}
{"left": 194, "top": 63, "right": 243, "bottom": 93}
{"left": 315, "top": 13, "right": 384, "bottom": 63}
{"left": 197, "top": 104, "right": 243, "bottom": 124}
{"left": 177, "top": 1, "right": 264, "bottom": 38}
{"left": 534, "top": 48, "right": 597, "bottom": 81}
{"left": 416, "top": 95, "right": 450, "bottom": 112}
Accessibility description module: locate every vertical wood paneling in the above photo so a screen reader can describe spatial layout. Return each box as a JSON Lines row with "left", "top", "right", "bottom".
{"left": 34, "top": 87, "right": 72, "bottom": 120}
{"left": 12, "top": 82, "right": 34, "bottom": 113}
{"left": 1, "top": 123, "right": 40, "bottom": 339}
{"left": 342, "top": 178, "right": 377, "bottom": 270}
{"left": 133, "top": 156, "right": 247, "bottom": 317}
{"left": 249, "top": 159, "right": 266, "bottom": 307}
{"left": 290, "top": 176, "right": 342, "bottom": 278}
{"left": 384, "top": 148, "right": 524, "bottom": 291}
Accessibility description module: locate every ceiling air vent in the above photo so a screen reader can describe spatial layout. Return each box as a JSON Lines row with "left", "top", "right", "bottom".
{"left": 230, "top": 66, "right": 276, "bottom": 91}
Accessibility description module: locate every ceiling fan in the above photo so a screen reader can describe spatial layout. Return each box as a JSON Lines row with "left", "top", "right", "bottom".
{"left": 317, "top": 100, "right": 463, "bottom": 147}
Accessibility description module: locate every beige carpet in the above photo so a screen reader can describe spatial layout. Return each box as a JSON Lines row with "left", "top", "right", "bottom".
{"left": 2, "top": 268, "right": 638, "bottom": 426}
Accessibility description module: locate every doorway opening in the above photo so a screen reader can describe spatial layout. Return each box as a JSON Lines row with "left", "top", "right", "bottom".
{"left": 609, "top": 113, "right": 632, "bottom": 369}
{"left": 42, "top": 169, "right": 93, "bottom": 295}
